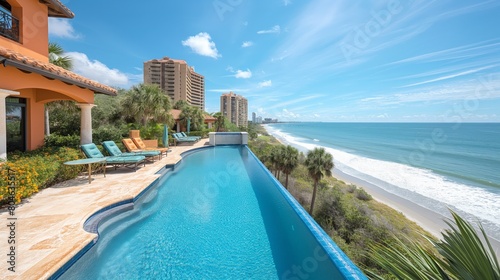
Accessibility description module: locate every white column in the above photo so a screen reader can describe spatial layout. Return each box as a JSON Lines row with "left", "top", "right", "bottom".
{"left": 76, "top": 103, "right": 95, "bottom": 145}
{"left": 0, "top": 89, "right": 20, "bottom": 160}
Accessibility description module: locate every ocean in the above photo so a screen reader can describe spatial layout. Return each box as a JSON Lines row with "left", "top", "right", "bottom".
{"left": 265, "top": 122, "right": 500, "bottom": 241}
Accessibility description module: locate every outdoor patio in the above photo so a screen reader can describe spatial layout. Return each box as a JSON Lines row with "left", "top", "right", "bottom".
{"left": 0, "top": 140, "right": 209, "bottom": 279}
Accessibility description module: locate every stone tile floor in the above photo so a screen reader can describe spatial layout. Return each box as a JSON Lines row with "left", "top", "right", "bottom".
{"left": 0, "top": 140, "right": 209, "bottom": 279}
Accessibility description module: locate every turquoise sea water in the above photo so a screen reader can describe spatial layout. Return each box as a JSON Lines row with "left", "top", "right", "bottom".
{"left": 266, "top": 123, "right": 500, "bottom": 240}
{"left": 60, "top": 146, "right": 359, "bottom": 279}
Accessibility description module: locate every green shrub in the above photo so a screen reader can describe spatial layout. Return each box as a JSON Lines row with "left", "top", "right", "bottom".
{"left": 0, "top": 147, "right": 81, "bottom": 205}
{"left": 93, "top": 124, "right": 128, "bottom": 144}
{"left": 44, "top": 133, "right": 80, "bottom": 148}
{"left": 355, "top": 188, "right": 372, "bottom": 201}
{"left": 347, "top": 184, "right": 357, "bottom": 193}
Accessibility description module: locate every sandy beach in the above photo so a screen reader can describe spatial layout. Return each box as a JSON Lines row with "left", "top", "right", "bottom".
{"left": 262, "top": 125, "right": 500, "bottom": 255}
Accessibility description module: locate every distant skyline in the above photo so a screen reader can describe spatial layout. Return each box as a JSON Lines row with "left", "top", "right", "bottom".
{"left": 50, "top": 0, "right": 500, "bottom": 122}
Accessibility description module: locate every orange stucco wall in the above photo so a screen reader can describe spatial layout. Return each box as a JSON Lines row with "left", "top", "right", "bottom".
{"left": 1, "top": 0, "right": 49, "bottom": 61}
{"left": 1, "top": 65, "right": 96, "bottom": 150}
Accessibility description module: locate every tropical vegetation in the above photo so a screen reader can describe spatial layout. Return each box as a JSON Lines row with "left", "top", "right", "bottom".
{"left": 0, "top": 147, "right": 81, "bottom": 204}
{"left": 248, "top": 128, "right": 499, "bottom": 279}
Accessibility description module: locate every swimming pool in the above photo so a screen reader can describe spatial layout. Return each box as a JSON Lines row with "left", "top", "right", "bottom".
{"left": 58, "top": 146, "right": 366, "bottom": 279}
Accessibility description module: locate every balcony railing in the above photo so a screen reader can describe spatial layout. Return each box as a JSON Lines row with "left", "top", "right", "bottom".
{"left": 0, "top": 9, "right": 19, "bottom": 42}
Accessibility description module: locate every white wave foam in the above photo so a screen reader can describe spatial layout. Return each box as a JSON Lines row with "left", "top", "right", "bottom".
{"left": 265, "top": 125, "right": 500, "bottom": 239}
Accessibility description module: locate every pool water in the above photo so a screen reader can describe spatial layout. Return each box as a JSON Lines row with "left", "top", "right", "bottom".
{"left": 60, "top": 146, "right": 365, "bottom": 279}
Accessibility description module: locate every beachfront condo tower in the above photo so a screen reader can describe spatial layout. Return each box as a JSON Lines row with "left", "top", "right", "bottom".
{"left": 220, "top": 92, "right": 248, "bottom": 127}
{"left": 144, "top": 57, "right": 205, "bottom": 110}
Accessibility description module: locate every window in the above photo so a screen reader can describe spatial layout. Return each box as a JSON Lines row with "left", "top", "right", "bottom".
{"left": 6, "top": 97, "right": 26, "bottom": 152}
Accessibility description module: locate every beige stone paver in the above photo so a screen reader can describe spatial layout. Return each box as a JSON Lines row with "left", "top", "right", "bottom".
{"left": 0, "top": 141, "right": 209, "bottom": 279}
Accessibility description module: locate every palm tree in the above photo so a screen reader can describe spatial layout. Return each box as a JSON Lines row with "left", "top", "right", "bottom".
{"left": 173, "top": 100, "right": 190, "bottom": 110}
{"left": 270, "top": 146, "right": 284, "bottom": 179}
{"left": 49, "top": 42, "right": 73, "bottom": 69}
{"left": 305, "top": 147, "right": 334, "bottom": 214}
{"left": 46, "top": 42, "right": 73, "bottom": 136}
{"left": 369, "top": 210, "right": 500, "bottom": 280}
{"left": 121, "top": 83, "right": 172, "bottom": 127}
{"left": 212, "top": 112, "right": 225, "bottom": 132}
{"left": 282, "top": 145, "right": 299, "bottom": 189}
{"left": 179, "top": 105, "right": 204, "bottom": 132}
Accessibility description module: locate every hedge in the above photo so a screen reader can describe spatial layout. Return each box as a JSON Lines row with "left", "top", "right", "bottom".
{"left": 0, "top": 147, "right": 81, "bottom": 205}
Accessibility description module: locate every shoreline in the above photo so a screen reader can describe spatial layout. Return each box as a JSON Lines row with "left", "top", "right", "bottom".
{"left": 262, "top": 124, "right": 500, "bottom": 254}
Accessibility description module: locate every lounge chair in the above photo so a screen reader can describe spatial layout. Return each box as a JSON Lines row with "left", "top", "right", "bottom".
{"left": 173, "top": 133, "right": 198, "bottom": 141}
{"left": 180, "top": 132, "right": 201, "bottom": 141}
{"left": 172, "top": 133, "right": 197, "bottom": 144}
{"left": 102, "top": 141, "right": 161, "bottom": 162}
{"left": 80, "top": 143, "right": 145, "bottom": 171}
{"left": 126, "top": 137, "right": 169, "bottom": 157}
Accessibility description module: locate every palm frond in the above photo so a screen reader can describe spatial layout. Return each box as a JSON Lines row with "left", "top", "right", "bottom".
{"left": 434, "top": 210, "right": 500, "bottom": 280}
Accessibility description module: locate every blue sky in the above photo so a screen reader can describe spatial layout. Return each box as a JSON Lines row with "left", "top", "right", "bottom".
{"left": 49, "top": 0, "right": 500, "bottom": 122}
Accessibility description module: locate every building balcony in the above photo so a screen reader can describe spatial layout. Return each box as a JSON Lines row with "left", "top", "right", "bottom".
{"left": 0, "top": 9, "right": 19, "bottom": 42}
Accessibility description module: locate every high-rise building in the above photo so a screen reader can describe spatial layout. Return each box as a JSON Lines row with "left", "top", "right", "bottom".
{"left": 144, "top": 57, "right": 205, "bottom": 110}
{"left": 252, "top": 112, "right": 256, "bottom": 123}
{"left": 220, "top": 92, "right": 248, "bottom": 127}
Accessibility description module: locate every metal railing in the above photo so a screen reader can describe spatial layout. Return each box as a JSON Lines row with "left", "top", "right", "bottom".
{"left": 0, "top": 9, "right": 19, "bottom": 42}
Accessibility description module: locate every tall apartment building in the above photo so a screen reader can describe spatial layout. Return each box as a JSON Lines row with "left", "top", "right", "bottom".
{"left": 220, "top": 92, "right": 248, "bottom": 127}
{"left": 144, "top": 57, "right": 205, "bottom": 110}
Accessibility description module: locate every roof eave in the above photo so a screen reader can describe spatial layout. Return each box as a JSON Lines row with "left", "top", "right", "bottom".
{"left": 40, "top": 0, "right": 75, "bottom": 19}
{"left": 1, "top": 56, "right": 117, "bottom": 96}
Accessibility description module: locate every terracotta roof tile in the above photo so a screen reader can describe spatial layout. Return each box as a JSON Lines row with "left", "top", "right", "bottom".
{"left": 43, "top": 0, "right": 75, "bottom": 18}
{"left": 0, "top": 46, "right": 117, "bottom": 95}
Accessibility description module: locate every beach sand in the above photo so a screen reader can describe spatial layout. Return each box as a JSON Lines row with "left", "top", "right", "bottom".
{"left": 263, "top": 125, "right": 500, "bottom": 255}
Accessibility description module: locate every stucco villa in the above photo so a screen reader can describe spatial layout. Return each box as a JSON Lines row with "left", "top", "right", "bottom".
{"left": 0, "top": 0, "right": 116, "bottom": 160}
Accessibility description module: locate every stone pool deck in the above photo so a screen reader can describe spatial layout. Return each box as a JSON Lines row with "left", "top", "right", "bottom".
{"left": 0, "top": 140, "right": 209, "bottom": 279}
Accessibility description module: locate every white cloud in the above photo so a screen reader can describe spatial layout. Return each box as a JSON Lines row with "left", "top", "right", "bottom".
{"left": 235, "top": 69, "right": 252, "bottom": 79}
{"left": 258, "top": 80, "right": 272, "bottom": 87}
{"left": 257, "top": 25, "right": 281, "bottom": 34}
{"left": 284, "top": 0, "right": 292, "bottom": 6}
{"left": 241, "top": 41, "right": 254, "bottom": 48}
{"left": 66, "top": 52, "right": 129, "bottom": 87}
{"left": 181, "top": 32, "right": 220, "bottom": 59}
{"left": 48, "top": 18, "right": 80, "bottom": 39}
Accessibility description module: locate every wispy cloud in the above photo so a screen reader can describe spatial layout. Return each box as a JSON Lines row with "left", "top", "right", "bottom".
{"left": 388, "top": 40, "right": 500, "bottom": 66}
{"left": 361, "top": 73, "right": 500, "bottom": 106}
{"left": 283, "top": 0, "right": 292, "bottom": 6}
{"left": 257, "top": 25, "right": 281, "bottom": 34}
{"left": 266, "top": 94, "right": 325, "bottom": 109}
{"left": 208, "top": 89, "right": 250, "bottom": 93}
{"left": 258, "top": 80, "right": 272, "bottom": 87}
{"left": 401, "top": 65, "right": 499, "bottom": 88}
{"left": 48, "top": 18, "right": 80, "bottom": 39}
{"left": 181, "top": 32, "right": 220, "bottom": 59}
{"left": 241, "top": 41, "right": 254, "bottom": 48}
